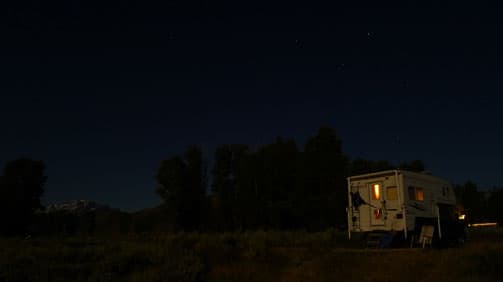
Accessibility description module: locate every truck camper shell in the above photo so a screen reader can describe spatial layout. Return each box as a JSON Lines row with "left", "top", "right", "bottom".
{"left": 347, "top": 170, "right": 461, "bottom": 245}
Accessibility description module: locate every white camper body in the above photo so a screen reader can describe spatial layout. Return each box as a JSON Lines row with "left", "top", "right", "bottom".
{"left": 347, "top": 170, "right": 456, "bottom": 240}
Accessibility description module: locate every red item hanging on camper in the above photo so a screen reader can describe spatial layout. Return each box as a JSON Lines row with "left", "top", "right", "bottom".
{"left": 374, "top": 208, "right": 382, "bottom": 219}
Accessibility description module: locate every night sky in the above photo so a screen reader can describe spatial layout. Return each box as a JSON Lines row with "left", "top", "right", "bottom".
{"left": 1, "top": 1, "right": 502, "bottom": 211}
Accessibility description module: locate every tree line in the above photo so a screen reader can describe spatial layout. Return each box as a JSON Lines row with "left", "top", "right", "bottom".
{"left": 1, "top": 126, "right": 502, "bottom": 236}
{"left": 156, "top": 126, "right": 436, "bottom": 232}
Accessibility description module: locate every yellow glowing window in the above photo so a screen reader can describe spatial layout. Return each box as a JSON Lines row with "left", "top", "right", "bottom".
{"left": 416, "top": 187, "right": 424, "bottom": 201}
{"left": 386, "top": 186, "right": 398, "bottom": 200}
{"left": 372, "top": 184, "right": 381, "bottom": 200}
{"left": 408, "top": 186, "right": 424, "bottom": 201}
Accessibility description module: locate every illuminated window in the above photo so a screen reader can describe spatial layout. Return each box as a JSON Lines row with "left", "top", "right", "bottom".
{"left": 408, "top": 186, "right": 424, "bottom": 201}
{"left": 372, "top": 184, "right": 381, "bottom": 200}
{"left": 416, "top": 187, "right": 424, "bottom": 201}
{"left": 387, "top": 186, "right": 398, "bottom": 200}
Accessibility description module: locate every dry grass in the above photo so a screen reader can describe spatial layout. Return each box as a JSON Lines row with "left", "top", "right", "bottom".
{"left": 0, "top": 228, "right": 502, "bottom": 282}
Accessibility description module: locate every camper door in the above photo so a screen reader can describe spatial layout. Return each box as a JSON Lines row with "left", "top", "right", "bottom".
{"left": 369, "top": 182, "right": 385, "bottom": 225}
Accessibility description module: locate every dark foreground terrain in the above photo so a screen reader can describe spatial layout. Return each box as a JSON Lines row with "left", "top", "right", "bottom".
{"left": 1, "top": 228, "right": 502, "bottom": 282}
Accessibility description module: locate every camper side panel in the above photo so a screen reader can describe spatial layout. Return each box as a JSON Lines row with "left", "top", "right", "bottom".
{"left": 402, "top": 173, "right": 456, "bottom": 232}
{"left": 349, "top": 173, "right": 404, "bottom": 232}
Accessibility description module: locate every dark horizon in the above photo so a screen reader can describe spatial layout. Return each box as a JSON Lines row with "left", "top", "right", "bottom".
{"left": 2, "top": 1, "right": 503, "bottom": 211}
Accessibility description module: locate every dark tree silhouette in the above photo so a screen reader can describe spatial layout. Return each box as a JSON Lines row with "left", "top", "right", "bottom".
{"left": 302, "top": 126, "right": 349, "bottom": 228}
{"left": 399, "top": 159, "right": 426, "bottom": 172}
{"left": 211, "top": 144, "right": 249, "bottom": 230}
{"left": 454, "top": 181, "right": 483, "bottom": 223}
{"left": 488, "top": 188, "right": 503, "bottom": 225}
{"left": 373, "top": 160, "right": 394, "bottom": 172}
{"left": 210, "top": 127, "right": 350, "bottom": 231}
{"left": 156, "top": 146, "right": 207, "bottom": 231}
{"left": 255, "top": 137, "right": 299, "bottom": 229}
{"left": 183, "top": 146, "right": 207, "bottom": 230}
{"left": 0, "top": 158, "right": 47, "bottom": 236}
{"left": 350, "top": 159, "right": 426, "bottom": 176}
{"left": 156, "top": 156, "right": 185, "bottom": 204}
{"left": 349, "top": 159, "right": 394, "bottom": 175}
{"left": 234, "top": 148, "right": 264, "bottom": 229}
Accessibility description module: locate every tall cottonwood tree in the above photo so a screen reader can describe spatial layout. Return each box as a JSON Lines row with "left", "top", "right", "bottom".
{"left": 302, "top": 126, "right": 349, "bottom": 228}
{"left": 0, "top": 158, "right": 47, "bottom": 235}
{"left": 211, "top": 144, "right": 249, "bottom": 230}
{"left": 253, "top": 138, "right": 299, "bottom": 229}
{"left": 156, "top": 146, "right": 207, "bottom": 231}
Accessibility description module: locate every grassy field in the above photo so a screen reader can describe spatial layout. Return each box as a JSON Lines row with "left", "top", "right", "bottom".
{"left": 0, "top": 228, "right": 502, "bottom": 282}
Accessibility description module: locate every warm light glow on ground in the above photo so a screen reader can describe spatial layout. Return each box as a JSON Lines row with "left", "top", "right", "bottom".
{"left": 468, "top": 222, "right": 498, "bottom": 227}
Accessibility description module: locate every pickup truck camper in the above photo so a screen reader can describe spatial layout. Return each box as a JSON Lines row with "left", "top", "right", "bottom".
{"left": 347, "top": 170, "right": 465, "bottom": 247}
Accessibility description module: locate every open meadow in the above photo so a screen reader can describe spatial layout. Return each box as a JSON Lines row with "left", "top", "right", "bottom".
{"left": 1, "top": 227, "right": 502, "bottom": 282}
